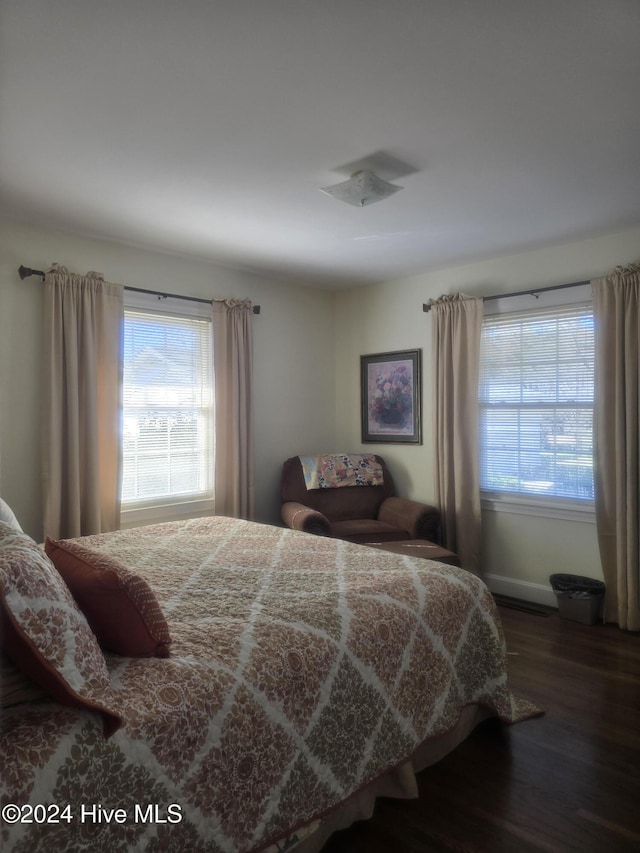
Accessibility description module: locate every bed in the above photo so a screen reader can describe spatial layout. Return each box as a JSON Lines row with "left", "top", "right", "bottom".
{"left": 0, "top": 515, "right": 539, "bottom": 853}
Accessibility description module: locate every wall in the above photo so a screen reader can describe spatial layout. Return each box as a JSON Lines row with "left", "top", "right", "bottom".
{"left": 0, "top": 220, "right": 337, "bottom": 539}
{"left": 334, "top": 224, "right": 640, "bottom": 604}
{"left": 3, "top": 218, "right": 638, "bottom": 602}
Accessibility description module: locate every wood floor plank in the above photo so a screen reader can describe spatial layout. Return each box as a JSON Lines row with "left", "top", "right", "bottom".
{"left": 322, "top": 605, "right": 640, "bottom": 852}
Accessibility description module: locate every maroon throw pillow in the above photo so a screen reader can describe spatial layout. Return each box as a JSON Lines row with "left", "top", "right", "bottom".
{"left": 45, "top": 537, "right": 171, "bottom": 659}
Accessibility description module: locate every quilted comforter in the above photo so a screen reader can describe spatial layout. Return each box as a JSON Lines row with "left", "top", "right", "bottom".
{"left": 1, "top": 517, "right": 537, "bottom": 852}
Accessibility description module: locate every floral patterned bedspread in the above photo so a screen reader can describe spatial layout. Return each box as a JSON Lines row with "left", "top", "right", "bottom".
{"left": 1, "top": 517, "right": 537, "bottom": 853}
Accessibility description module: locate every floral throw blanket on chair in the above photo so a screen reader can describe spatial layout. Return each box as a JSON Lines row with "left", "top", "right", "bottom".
{"left": 299, "top": 453, "right": 384, "bottom": 490}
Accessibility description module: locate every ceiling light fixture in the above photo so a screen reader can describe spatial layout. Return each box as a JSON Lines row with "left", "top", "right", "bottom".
{"left": 320, "top": 169, "right": 403, "bottom": 207}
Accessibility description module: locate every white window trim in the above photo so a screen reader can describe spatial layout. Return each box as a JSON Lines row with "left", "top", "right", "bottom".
{"left": 120, "top": 496, "right": 215, "bottom": 529}
{"left": 481, "top": 492, "right": 595, "bottom": 523}
{"left": 121, "top": 290, "right": 215, "bottom": 527}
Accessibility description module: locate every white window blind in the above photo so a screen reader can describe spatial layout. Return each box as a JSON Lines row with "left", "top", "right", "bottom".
{"left": 479, "top": 302, "right": 594, "bottom": 502}
{"left": 122, "top": 307, "right": 213, "bottom": 507}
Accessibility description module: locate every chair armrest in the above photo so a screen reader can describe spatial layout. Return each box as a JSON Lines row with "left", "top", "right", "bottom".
{"left": 378, "top": 497, "right": 441, "bottom": 542}
{"left": 281, "top": 501, "right": 331, "bottom": 536}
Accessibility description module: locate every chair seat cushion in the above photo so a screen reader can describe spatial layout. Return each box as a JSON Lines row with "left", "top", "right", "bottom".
{"left": 330, "top": 518, "right": 410, "bottom": 544}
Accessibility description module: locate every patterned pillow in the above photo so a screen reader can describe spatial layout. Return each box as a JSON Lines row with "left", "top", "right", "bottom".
{"left": 45, "top": 537, "right": 171, "bottom": 658}
{"left": 0, "top": 522, "right": 121, "bottom": 735}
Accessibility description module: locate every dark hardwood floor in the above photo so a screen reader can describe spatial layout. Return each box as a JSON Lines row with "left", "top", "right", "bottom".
{"left": 323, "top": 604, "right": 640, "bottom": 852}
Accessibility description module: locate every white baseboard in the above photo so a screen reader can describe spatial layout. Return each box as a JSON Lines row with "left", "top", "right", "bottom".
{"left": 483, "top": 573, "right": 558, "bottom": 609}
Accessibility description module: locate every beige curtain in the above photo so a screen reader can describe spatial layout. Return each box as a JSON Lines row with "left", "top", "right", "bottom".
{"left": 42, "top": 265, "right": 123, "bottom": 539}
{"left": 429, "top": 294, "right": 484, "bottom": 573}
{"left": 592, "top": 262, "right": 640, "bottom": 631}
{"left": 212, "top": 299, "right": 255, "bottom": 519}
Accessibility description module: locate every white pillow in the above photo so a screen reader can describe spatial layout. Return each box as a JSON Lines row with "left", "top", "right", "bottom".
{"left": 0, "top": 498, "right": 23, "bottom": 532}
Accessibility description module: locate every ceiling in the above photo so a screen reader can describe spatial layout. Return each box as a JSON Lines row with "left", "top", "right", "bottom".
{"left": 1, "top": 0, "right": 639, "bottom": 288}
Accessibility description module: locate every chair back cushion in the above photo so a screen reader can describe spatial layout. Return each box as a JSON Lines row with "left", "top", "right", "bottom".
{"left": 281, "top": 455, "right": 396, "bottom": 521}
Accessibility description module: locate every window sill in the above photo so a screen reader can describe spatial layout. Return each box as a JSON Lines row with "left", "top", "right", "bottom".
{"left": 481, "top": 493, "right": 595, "bottom": 523}
{"left": 120, "top": 497, "right": 215, "bottom": 529}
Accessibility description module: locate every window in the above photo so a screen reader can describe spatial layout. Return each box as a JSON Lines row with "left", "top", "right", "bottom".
{"left": 479, "top": 301, "right": 594, "bottom": 506}
{"left": 121, "top": 301, "right": 214, "bottom": 520}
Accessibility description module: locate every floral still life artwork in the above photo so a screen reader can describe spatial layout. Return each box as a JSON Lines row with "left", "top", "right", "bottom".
{"left": 361, "top": 350, "right": 422, "bottom": 443}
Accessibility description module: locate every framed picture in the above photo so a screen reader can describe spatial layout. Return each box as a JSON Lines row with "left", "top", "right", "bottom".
{"left": 361, "top": 349, "right": 422, "bottom": 444}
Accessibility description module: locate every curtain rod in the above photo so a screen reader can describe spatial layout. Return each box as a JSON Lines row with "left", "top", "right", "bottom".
{"left": 18, "top": 265, "right": 261, "bottom": 314}
{"left": 422, "top": 278, "right": 590, "bottom": 312}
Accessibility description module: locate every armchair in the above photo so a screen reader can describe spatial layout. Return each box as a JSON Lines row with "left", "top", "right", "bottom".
{"left": 280, "top": 454, "right": 440, "bottom": 545}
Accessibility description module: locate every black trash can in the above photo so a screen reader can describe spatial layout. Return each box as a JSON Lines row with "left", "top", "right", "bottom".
{"left": 549, "top": 574, "right": 605, "bottom": 625}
